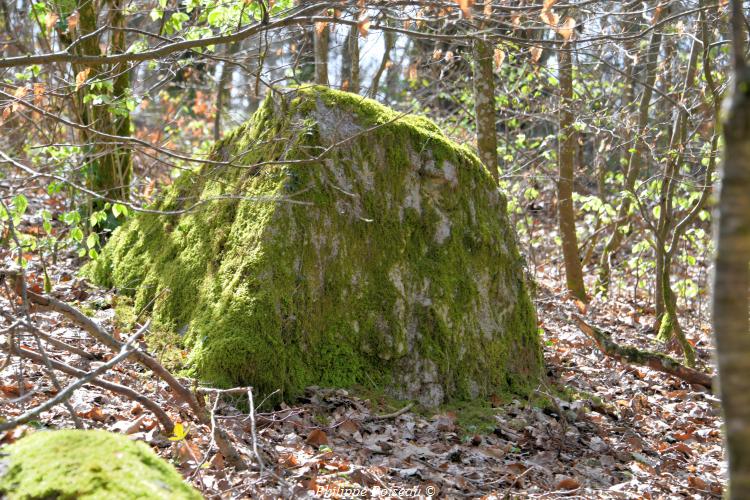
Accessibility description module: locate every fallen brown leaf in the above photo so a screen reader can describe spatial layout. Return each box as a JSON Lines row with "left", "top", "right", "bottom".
{"left": 555, "top": 477, "right": 581, "bottom": 491}
{"left": 306, "top": 429, "right": 329, "bottom": 447}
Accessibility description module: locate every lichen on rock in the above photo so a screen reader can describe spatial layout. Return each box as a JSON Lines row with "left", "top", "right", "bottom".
{"left": 0, "top": 430, "right": 201, "bottom": 499}
{"left": 86, "top": 86, "right": 542, "bottom": 406}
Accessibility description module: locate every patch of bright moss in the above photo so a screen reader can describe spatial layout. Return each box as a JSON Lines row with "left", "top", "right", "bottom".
{"left": 446, "top": 400, "right": 502, "bottom": 435}
{"left": 86, "top": 86, "right": 542, "bottom": 406}
{"left": 111, "top": 295, "right": 137, "bottom": 330}
{"left": 0, "top": 430, "right": 201, "bottom": 500}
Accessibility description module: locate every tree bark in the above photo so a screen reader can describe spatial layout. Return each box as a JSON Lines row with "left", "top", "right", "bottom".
{"left": 106, "top": 0, "right": 132, "bottom": 202}
{"left": 472, "top": 38, "right": 498, "bottom": 182}
{"left": 314, "top": 21, "right": 329, "bottom": 85}
{"left": 713, "top": 1, "right": 750, "bottom": 497}
{"left": 63, "top": 0, "right": 132, "bottom": 207}
{"left": 341, "top": 24, "right": 359, "bottom": 93}
{"left": 557, "top": 39, "right": 587, "bottom": 301}
{"left": 214, "top": 60, "right": 231, "bottom": 141}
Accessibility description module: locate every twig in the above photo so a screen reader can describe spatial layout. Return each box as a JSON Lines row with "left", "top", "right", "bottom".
{"left": 13, "top": 320, "right": 94, "bottom": 359}
{"left": 247, "top": 387, "right": 265, "bottom": 473}
{"left": 0, "top": 388, "right": 38, "bottom": 407}
{"left": 363, "top": 402, "right": 414, "bottom": 421}
{"left": 7, "top": 340, "right": 173, "bottom": 433}
{"left": 196, "top": 387, "right": 250, "bottom": 395}
{"left": 506, "top": 464, "right": 536, "bottom": 497}
{"left": 2, "top": 269, "right": 247, "bottom": 469}
{"left": 0, "top": 324, "right": 144, "bottom": 432}
{"left": 0, "top": 2, "right": 334, "bottom": 69}
{"left": 27, "top": 326, "right": 85, "bottom": 429}
{"left": 189, "top": 394, "right": 221, "bottom": 480}
{"left": 0, "top": 198, "right": 83, "bottom": 428}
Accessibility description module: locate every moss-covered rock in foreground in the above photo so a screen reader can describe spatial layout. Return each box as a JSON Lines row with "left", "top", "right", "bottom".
{"left": 0, "top": 430, "right": 201, "bottom": 499}
{"left": 87, "top": 86, "right": 542, "bottom": 406}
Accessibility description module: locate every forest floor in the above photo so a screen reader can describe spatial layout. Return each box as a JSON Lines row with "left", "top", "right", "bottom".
{"left": 0, "top": 185, "right": 725, "bottom": 499}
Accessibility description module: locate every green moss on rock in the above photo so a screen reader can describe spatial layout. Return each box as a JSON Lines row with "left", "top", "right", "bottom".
{"left": 86, "top": 86, "right": 542, "bottom": 406}
{"left": 0, "top": 430, "right": 201, "bottom": 500}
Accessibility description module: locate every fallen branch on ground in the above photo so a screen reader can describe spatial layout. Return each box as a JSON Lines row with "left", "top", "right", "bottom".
{"left": 12, "top": 322, "right": 94, "bottom": 360}
{"left": 363, "top": 403, "right": 414, "bottom": 421}
{"left": 573, "top": 315, "right": 714, "bottom": 389}
{"left": 1, "top": 268, "right": 248, "bottom": 470}
{"left": 0, "top": 325, "right": 142, "bottom": 432}
{"left": 9, "top": 341, "right": 174, "bottom": 433}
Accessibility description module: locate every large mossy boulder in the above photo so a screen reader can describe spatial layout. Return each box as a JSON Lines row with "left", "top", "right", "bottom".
{"left": 0, "top": 430, "right": 201, "bottom": 499}
{"left": 88, "top": 86, "right": 542, "bottom": 406}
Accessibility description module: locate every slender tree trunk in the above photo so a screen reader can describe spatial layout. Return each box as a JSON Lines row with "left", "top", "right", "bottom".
{"left": 653, "top": 28, "right": 699, "bottom": 364}
{"left": 654, "top": 247, "right": 665, "bottom": 321}
{"left": 214, "top": 42, "right": 240, "bottom": 141}
{"left": 341, "top": 24, "right": 359, "bottom": 93}
{"left": 557, "top": 39, "right": 587, "bottom": 301}
{"left": 107, "top": 6, "right": 131, "bottom": 202}
{"left": 341, "top": 25, "right": 352, "bottom": 90}
{"left": 713, "top": 1, "right": 750, "bottom": 496}
{"left": 596, "top": 6, "right": 667, "bottom": 293}
{"left": 472, "top": 38, "right": 498, "bottom": 182}
{"left": 214, "top": 61, "right": 232, "bottom": 141}
{"left": 653, "top": 33, "right": 678, "bottom": 321}
{"left": 66, "top": 0, "right": 132, "bottom": 207}
{"left": 385, "top": 35, "right": 407, "bottom": 103}
{"left": 370, "top": 28, "right": 395, "bottom": 98}
{"left": 658, "top": 252, "right": 695, "bottom": 366}
{"left": 314, "top": 21, "right": 329, "bottom": 85}
{"left": 99, "top": 0, "right": 131, "bottom": 205}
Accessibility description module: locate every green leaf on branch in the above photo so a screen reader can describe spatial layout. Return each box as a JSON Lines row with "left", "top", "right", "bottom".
{"left": 70, "top": 227, "right": 84, "bottom": 243}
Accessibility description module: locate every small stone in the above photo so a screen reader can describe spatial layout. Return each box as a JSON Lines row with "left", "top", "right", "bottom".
{"left": 508, "top": 417, "right": 528, "bottom": 431}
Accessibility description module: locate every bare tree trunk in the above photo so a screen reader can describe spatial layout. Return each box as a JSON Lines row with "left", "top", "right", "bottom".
{"left": 472, "top": 38, "right": 498, "bottom": 182}
{"left": 214, "top": 61, "right": 231, "bottom": 141}
{"left": 341, "top": 26, "right": 352, "bottom": 89}
{"left": 658, "top": 252, "right": 694, "bottom": 365}
{"left": 214, "top": 42, "right": 240, "bottom": 141}
{"left": 69, "top": 0, "right": 132, "bottom": 207}
{"left": 557, "top": 39, "right": 587, "bottom": 301}
{"left": 653, "top": 26, "right": 700, "bottom": 364}
{"left": 341, "top": 24, "right": 359, "bottom": 93}
{"left": 385, "top": 35, "right": 408, "bottom": 103}
{"left": 369, "top": 28, "right": 395, "bottom": 98}
{"left": 713, "top": 1, "right": 750, "bottom": 497}
{"left": 314, "top": 21, "right": 329, "bottom": 85}
{"left": 596, "top": 6, "right": 667, "bottom": 293}
{"left": 107, "top": 0, "right": 132, "bottom": 203}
